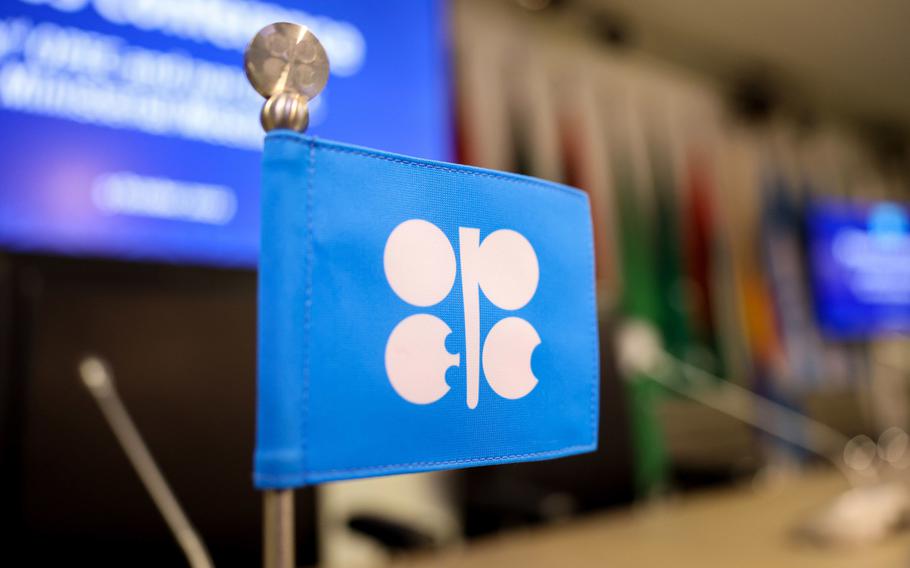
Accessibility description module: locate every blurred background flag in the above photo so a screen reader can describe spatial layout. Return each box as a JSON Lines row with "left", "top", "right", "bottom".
{"left": 254, "top": 132, "right": 599, "bottom": 488}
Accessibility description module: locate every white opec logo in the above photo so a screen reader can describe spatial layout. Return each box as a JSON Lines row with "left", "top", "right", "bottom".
{"left": 384, "top": 219, "right": 541, "bottom": 409}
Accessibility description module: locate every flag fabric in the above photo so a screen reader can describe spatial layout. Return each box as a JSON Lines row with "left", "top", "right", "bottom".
{"left": 255, "top": 132, "right": 599, "bottom": 488}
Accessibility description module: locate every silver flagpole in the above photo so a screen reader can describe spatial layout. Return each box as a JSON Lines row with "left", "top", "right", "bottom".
{"left": 244, "top": 22, "right": 330, "bottom": 568}
{"left": 263, "top": 490, "right": 295, "bottom": 568}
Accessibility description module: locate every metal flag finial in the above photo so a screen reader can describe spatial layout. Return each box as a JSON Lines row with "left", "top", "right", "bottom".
{"left": 244, "top": 22, "right": 330, "bottom": 133}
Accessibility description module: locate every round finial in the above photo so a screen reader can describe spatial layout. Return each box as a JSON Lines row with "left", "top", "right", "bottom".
{"left": 260, "top": 92, "right": 310, "bottom": 132}
{"left": 245, "top": 22, "right": 329, "bottom": 132}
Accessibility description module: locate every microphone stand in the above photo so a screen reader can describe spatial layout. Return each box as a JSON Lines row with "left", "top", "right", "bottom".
{"left": 79, "top": 356, "right": 214, "bottom": 568}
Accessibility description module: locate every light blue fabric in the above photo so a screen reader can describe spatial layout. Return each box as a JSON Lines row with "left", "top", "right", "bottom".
{"left": 255, "top": 132, "right": 599, "bottom": 488}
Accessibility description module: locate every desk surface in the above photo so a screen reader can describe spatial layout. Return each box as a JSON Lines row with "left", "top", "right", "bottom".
{"left": 393, "top": 471, "right": 910, "bottom": 568}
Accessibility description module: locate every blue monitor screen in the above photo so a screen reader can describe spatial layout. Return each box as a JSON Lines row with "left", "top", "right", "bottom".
{"left": 808, "top": 199, "right": 910, "bottom": 339}
{"left": 0, "top": 0, "right": 451, "bottom": 266}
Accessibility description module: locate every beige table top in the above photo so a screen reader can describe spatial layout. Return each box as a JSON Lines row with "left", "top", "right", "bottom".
{"left": 392, "top": 471, "right": 910, "bottom": 568}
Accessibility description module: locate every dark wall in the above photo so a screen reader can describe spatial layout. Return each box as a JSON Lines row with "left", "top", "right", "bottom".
{"left": 0, "top": 254, "right": 316, "bottom": 567}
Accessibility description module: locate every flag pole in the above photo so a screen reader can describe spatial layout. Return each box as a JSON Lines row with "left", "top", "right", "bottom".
{"left": 263, "top": 490, "right": 295, "bottom": 568}
{"left": 244, "top": 22, "right": 330, "bottom": 568}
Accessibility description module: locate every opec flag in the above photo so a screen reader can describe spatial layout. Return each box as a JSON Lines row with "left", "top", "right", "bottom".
{"left": 255, "top": 132, "right": 599, "bottom": 487}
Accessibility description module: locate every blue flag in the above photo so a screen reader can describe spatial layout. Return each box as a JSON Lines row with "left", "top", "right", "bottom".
{"left": 255, "top": 132, "right": 599, "bottom": 487}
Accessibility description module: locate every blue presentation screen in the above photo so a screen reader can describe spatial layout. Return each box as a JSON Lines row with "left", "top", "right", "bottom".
{"left": 808, "top": 200, "right": 910, "bottom": 338}
{"left": 0, "top": 0, "right": 450, "bottom": 266}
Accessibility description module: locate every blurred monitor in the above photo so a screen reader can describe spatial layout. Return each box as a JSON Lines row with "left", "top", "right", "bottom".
{"left": 0, "top": 0, "right": 451, "bottom": 266}
{"left": 807, "top": 199, "right": 910, "bottom": 338}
